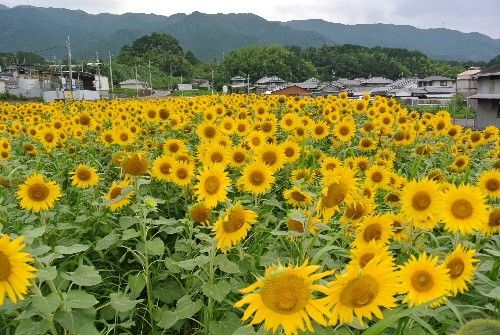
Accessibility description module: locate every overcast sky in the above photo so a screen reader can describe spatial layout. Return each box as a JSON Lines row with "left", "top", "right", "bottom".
{"left": 1, "top": 0, "right": 499, "bottom": 38}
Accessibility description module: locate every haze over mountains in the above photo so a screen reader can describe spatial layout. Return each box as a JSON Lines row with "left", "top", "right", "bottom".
{"left": 0, "top": 5, "right": 499, "bottom": 62}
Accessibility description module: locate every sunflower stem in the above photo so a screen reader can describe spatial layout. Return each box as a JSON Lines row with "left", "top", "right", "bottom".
{"left": 137, "top": 185, "right": 157, "bottom": 335}
{"left": 204, "top": 243, "right": 216, "bottom": 334}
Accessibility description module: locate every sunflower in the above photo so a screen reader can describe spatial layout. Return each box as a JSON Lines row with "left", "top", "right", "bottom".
{"left": 17, "top": 173, "right": 61, "bottom": 212}
{"left": 287, "top": 210, "right": 320, "bottom": 235}
{"left": 197, "top": 121, "right": 218, "bottom": 141}
{"left": 355, "top": 214, "right": 394, "bottom": 247}
{"left": 163, "top": 139, "right": 187, "bottom": 155}
{"left": 443, "top": 244, "right": 478, "bottom": 296}
{"left": 170, "top": 161, "right": 195, "bottom": 187}
{"left": 281, "top": 140, "right": 301, "bottom": 164}
{"left": 317, "top": 167, "right": 357, "bottom": 222}
{"left": 235, "top": 261, "right": 334, "bottom": 335}
{"left": 0, "top": 235, "right": 37, "bottom": 304}
{"left": 326, "top": 255, "right": 399, "bottom": 325}
{"left": 238, "top": 162, "right": 275, "bottom": 195}
{"left": 213, "top": 202, "right": 257, "bottom": 252}
{"left": 365, "top": 165, "right": 390, "bottom": 189}
{"left": 478, "top": 169, "right": 500, "bottom": 198}
{"left": 440, "top": 185, "right": 488, "bottom": 234}
{"left": 358, "top": 137, "right": 377, "bottom": 151}
{"left": 104, "top": 180, "right": 134, "bottom": 212}
{"left": 311, "top": 121, "right": 330, "bottom": 140}
{"left": 229, "top": 146, "right": 248, "bottom": 167}
{"left": 121, "top": 152, "right": 149, "bottom": 177}
{"left": 69, "top": 165, "right": 99, "bottom": 189}
{"left": 399, "top": 253, "right": 450, "bottom": 306}
{"left": 202, "top": 145, "right": 230, "bottom": 167}
{"left": 194, "top": 164, "right": 230, "bottom": 208}
{"left": 401, "top": 179, "right": 442, "bottom": 224}
{"left": 334, "top": 119, "right": 356, "bottom": 143}
{"left": 320, "top": 156, "right": 342, "bottom": 176}
{"left": 340, "top": 198, "right": 374, "bottom": 225}
{"left": 283, "top": 186, "right": 313, "bottom": 208}
{"left": 349, "top": 241, "right": 393, "bottom": 271}
{"left": 150, "top": 155, "right": 176, "bottom": 181}
{"left": 291, "top": 168, "right": 315, "bottom": 184}
{"left": 189, "top": 202, "right": 212, "bottom": 225}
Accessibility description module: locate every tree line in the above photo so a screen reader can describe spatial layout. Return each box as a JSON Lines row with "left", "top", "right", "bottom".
{"left": 3, "top": 32, "right": 499, "bottom": 90}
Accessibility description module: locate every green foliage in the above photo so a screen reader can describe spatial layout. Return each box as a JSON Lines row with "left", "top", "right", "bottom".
{"left": 299, "top": 45, "right": 466, "bottom": 80}
{"left": 116, "top": 32, "right": 197, "bottom": 77}
{"left": 223, "top": 45, "right": 317, "bottom": 82}
{"left": 453, "top": 319, "right": 500, "bottom": 335}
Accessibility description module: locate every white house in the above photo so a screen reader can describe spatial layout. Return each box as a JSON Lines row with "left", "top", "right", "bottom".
{"left": 119, "top": 79, "right": 147, "bottom": 90}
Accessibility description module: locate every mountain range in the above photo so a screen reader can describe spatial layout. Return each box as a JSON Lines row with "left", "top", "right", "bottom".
{"left": 0, "top": 5, "right": 499, "bottom": 62}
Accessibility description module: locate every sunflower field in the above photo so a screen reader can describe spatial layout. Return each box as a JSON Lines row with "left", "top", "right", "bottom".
{"left": 0, "top": 93, "right": 499, "bottom": 335}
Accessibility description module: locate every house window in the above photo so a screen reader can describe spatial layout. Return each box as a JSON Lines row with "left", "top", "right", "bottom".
{"left": 440, "top": 81, "right": 448, "bottom": 86}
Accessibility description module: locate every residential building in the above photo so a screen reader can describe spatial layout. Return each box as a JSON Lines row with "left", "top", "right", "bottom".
{"left": 469, "top": 64, "right": 500, "bottom": 129}
{"left": 230, "top": 76, "right": 247, "bottom": 88}
{"left": 417, "top": 76, "right": 455, "bottom": 88}
{"left": 457, "top": 67, "right": 481, "bottom": 97}
{"left": 119, "top": 79, "right": 148, "bottom": 90}
{"left": 270, "top": 85, "right": 311, "bottom": 97}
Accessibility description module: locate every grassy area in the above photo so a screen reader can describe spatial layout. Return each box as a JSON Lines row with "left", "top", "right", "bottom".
{"left": 169, "top": 89, "right": 218, "bottom": 97}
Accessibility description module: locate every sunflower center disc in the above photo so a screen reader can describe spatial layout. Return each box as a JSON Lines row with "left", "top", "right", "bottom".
{"left": 176, "top": 168, "right": 188, "bottom": 179}
{"left": 77, "top": 169, "right": 91, "bottom": 181}
{"left": 160, "top": 163, "right": 172, "bottom": 175}
{"left": 233, "top": 152, "right": 245, "bottom": 163}
{"left": 345, "top": 202, "right": 365, "bottom": 220}
{"left": 211, "top": 152, "right": 223, "bottom": 163}
{"left": 447, "top": 258, "right": 465, "bottom": 279}
{"left": 363, "top": 223, "right": 382, "bottom": 242}
{"left": 411, "top": 270, "right": 434, "bottom": 292}
{"left": 371, "top": 172, "right": 383, "bottom": 182}
{"left": 204, "top": 176, "right": 221, "bottom": 195}
{"left": 223, "top": 209, "right": 245, "bottom": 233}
{"left": 322, "top": 182, "right": 347, "bottom": 208}
{"left": 339, "top": 275, "right": 379, "bottom": 308}
{"left": 262, "top": 151, "right": 277, "bottom": 166}
{"left": 261, "top": 274, "right": 309, "bottom": 314}
{"left": 249, "top": 171, "right": 264, "bottom": 186}
{"left": 291, "top": 191, "right": 306, "bottom": 202}
{"left": 0, "top": 251, "right": 12, "bottom": 281}
{"left": 451, "top": 199, "right": 473, "bottom": 220}
{"left": 486, "top": 179, "right": 499, "bottom": 192}
{"left": 28, "top": 183, "right": 49, "bottom": 201}
{"left": 489, "top": 210, "right": 500, "bottom": 227}
{"left": 110, "top": 187, "right": 123, "bottom": 200}
{"left": 359, "top": 253, "right": 375, "bottom": 268}
{"left": 412, "top": 191, "right": 431, "bottom": 211}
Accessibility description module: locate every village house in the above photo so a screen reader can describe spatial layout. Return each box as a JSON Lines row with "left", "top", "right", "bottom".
{"left": 230, "top": 76, "right": 247, "bottom": 88}
{"left": 119, "top": 79, "right": 148, "bottom": 90}
{"left": 457, "top": 67, "right": 481, "bottom": 97}
{"left": 417, "top": 75, "right": 455, "bottom": 88}
{"left": 469, "top": 64, "right": 500, "bottom": 129}
{"left": 270, "top": 85, "right": 311, "bottom": 97}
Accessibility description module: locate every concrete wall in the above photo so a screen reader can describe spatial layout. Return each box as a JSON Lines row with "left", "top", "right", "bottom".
{"left": 477, "top": 77, "right": 499, "bottom": 94}
{"left": 0, "top": 81, "right": 5, "bottom": 94}
{"left": 474, "top": 99, "right": 500, "bottom": 129}
{"left": 43, "top": 90, "right": 102, "bottom": 102}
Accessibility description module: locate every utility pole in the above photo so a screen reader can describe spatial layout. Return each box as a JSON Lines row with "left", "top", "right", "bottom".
{"left": 148, "top": 59, "right": 153, "bottom": 96}
{"left": 169, "top": 64, "right": 173, "bottom": 91}
{"left": 96, "top": 52, "right": 102, "bottom": 99}
{"left": 247, "top": 74, "right": 250, "bottom": 94}
{"left": 211, "top": 69, "right": 214, "bottom": 95}
{"left": 66, "top": 35, "right": 73, "bottom": 97}
{"left": 135, "top": 63, "right": 139, "bottom": 97}
{"left": 109, "top": 52, "right": 114, "bottom": 98}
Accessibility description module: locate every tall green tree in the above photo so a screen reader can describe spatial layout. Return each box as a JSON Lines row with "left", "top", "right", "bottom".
{"left": 116, "top": 32, "right": 197, "bottom": 77}
{"left": 222, "top": 45, "right": 317, "bottom": 82}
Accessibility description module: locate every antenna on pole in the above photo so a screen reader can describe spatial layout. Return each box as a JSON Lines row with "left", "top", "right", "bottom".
{"left": 148, "top": 59, "right": 153, "bottom": 97}
{"left": 66, "top": 35, "right": 73, "bottom": 98}
{"left": 96, "top": 52, "right": 102, "bottom": 99}
{"left": 109, "top": 52, "right": 114, "bottom": 98}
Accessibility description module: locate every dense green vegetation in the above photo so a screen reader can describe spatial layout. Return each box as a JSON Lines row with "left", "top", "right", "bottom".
{"left": 1, "top": 5, "right": 499, "bottom": 61}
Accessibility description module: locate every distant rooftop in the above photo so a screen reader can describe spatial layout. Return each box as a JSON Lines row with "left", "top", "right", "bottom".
{"left": 119, "top": 79, "right": 147, "bottom": 85}
{"left": 419, "top": 75, "right": 453, "bottom": 82}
